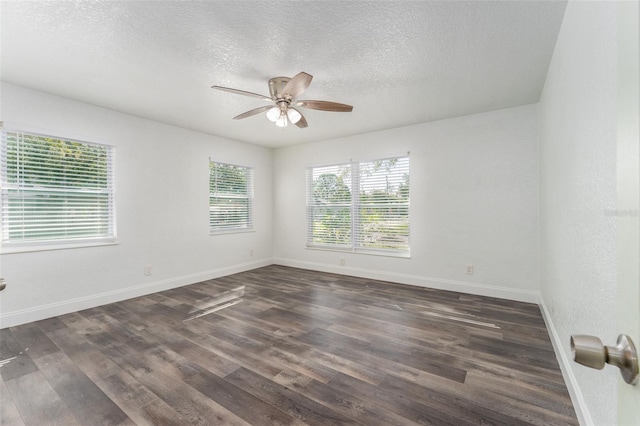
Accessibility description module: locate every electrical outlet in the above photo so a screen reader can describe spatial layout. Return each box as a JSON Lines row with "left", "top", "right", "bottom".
{"left": 465, "top": 264, "right": 474, "bottom": 275}
{"left": 144, "top": 265, "right": 153, "bottom": 276}
{"left": 340, "top": 258, "right": 346, "bottom": 266}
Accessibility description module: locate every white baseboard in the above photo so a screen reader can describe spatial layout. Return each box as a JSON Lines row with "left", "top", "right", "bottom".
{"left": 273, "top": 257, "right": 539, "bottom": 303}
{"left": 0, "top": 258, "right": 273, "bottom": 329}
{"left": 538, "top": 296, "right": 592, "bottom": 426}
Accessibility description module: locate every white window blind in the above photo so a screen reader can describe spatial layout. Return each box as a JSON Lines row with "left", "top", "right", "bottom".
{"left": 209, "top": 161, "right": 253, "bottom": 233}
{"left": 307, "top": 156, "right": 410, "bottom": 255}
{"left": 355, "top": 157, "right": 410, "bottom": 252}
{"left": 0, "top": 129, "right": 115, "bottom": 245}
{"left": 307, "top": 163, "right": 353, "bottom": 248}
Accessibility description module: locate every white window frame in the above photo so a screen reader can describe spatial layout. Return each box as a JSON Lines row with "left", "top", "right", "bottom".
{"left": 209, "top": 160, "right": 254, "bottom": 234}
{"left": 0, "top": 128, "right": 116, "bottom": 253}
{"left": 306, "top": 156, "right": 410, "bottom": 257}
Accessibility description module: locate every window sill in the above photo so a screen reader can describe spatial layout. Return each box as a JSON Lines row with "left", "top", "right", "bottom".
{"left": 305, "top": 245, "right": 411, "bottom": 259}
{"left": 1, "top": 239, "right": 118, "bottom": 255}
{"left": 210, "top": 229, "right": 255, "bottom": 236}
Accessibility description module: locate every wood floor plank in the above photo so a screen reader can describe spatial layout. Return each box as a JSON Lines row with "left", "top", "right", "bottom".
{"left": 226, "top": 367, "right": 365, "bottom": 426}
{"left": 381, "top": 371, "right": 579, "bottom": 425}
{"left": 185, "top": 370, "right": 306, "bottom": 426}
{"left": 298, "top": 327, "right": 468, "bottom": 384}
{"left": 46, "top": 328, "right": 123, "bottom": 381}
{"left": 164, "top": 338, "right": 241, "bottom": 378}
{"left": 32, "top": 351, "right": 135, "bottom": 425}
{"left": 83, "top": 330, "right": 251, "bottom": 426}
{"left": 210, "top": 313, "right": 383, "bottom": 386}
{"left": 43, "top": 327, "right": 185, "bottom": 425}
{"left": 131, "top": 369, "right": 251, "bottom": 426}
{"left": 290, "top": 376, "right": 424, "bottom": 426}
{"left": 93, "top": 372, "right": 188, "bottom": 426}
{"left": 179, "top": 323, "right": 285, "bottom": 378}
{"left": 463, "top": 370, "right": 575, "bottom": 419}
{"left": 323, "top": 373, "right": 474, "bottom": 426}
{"left": 4, "top": 371, "right": 80, "bottom": 426}
{"left": 0, "top": 329, "right": 39, "bottom": 382}
{"left": 0, "top": 377, "right": 25, "bottom": 426}
{"left": 33, "top": 316, "right": 68, "bottom": 334}
{"left": 0, "top": 265, "right": 577, "bottom": 425}
{"left": 9, "top": 324, "right": 61, "bottom": 360}
{"left": 378, "top": 372, "right": 532, "bottom": 426}
{"left": 197, "top": 317, "right": 341, "bottom": 384}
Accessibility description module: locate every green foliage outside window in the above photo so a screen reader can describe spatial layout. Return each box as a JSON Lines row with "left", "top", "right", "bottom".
{"left": 308, "top": 157, "right": 409, "bottom": 253}
{"left": 1, "top": 131, "right": 113, "bottom": 243}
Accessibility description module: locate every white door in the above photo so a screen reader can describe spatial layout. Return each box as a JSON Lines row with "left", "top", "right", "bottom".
{"left": 616, "top": 1, "right": 639, "bottom": 424}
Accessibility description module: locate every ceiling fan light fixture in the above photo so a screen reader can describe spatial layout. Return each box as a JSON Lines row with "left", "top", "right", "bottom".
{"left": 266, "top": 106, "right": 280, "bottom": 122}
{"left": 287, "top": 108, "right": 302, "bottom": 124}
{"left": 275, "top": 111, "right": 288, "bottom": 128}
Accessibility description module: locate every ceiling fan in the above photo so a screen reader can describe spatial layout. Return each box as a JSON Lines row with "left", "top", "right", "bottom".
{"left": 211, "top": 72, "right": 353, "bottom": 128}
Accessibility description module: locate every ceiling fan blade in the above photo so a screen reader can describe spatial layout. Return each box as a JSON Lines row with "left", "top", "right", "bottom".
{"left": 295, "top": 100, "right": 353, "bottom": 112}
{"left": 290, "top": 107, "right": 308, "bottom": 128}
{"left": 282, "top": 72, "right": 313, "bottom": 99}
{"left": 295, "top": 114, "right": 308, "bottom": 128}
{"left": 211, "top": 86, "right": 273, "bottom": 102}
{"left": 232, "top": 105, "right": 274, "bottom": 120}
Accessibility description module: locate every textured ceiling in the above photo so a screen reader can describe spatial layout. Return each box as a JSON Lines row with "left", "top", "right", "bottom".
{"left": 1, "top": 1, "right": 567, "bottom": 148}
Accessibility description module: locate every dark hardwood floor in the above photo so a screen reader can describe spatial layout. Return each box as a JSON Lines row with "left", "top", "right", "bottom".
{"left": 0, "top": 265, "right": 577, "bottom": 425}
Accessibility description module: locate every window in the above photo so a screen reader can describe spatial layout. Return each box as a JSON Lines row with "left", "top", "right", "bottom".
{"left": 0, "top": 129, "right": 115, "bottom": 247}
{"left": 209, "top": 161, "right": 253, "bottom": 233}
{"left": 307, "top": 156, "right": 410, "bottom": 256}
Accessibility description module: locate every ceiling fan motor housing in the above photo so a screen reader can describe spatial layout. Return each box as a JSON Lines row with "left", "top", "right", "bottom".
{"left": 269, "top": 77, "right": 292, "bottom": 101}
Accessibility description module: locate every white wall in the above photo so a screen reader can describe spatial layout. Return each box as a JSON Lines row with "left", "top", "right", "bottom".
{"left": 538, "top": 2, "right": 618, "bottom": 425}
{"left": 0, "top": 83, "right": 273, "bottom": 327}
{"left": 273, "top": 104, "right": 540, "bottom": 302}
